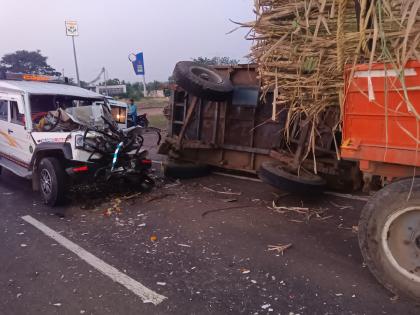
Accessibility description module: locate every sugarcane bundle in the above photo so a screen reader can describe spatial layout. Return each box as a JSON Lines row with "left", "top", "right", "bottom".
{"left": 246, "top": 0, "right": 420, "bottom": 152}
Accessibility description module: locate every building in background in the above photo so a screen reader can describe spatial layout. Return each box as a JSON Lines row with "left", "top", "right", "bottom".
{"left": 89, "top": 84, "right": 127, "bottom": 96}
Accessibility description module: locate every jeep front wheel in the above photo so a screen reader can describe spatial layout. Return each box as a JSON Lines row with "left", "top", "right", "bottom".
{"left": 39, "top": 157, "right": 67, "bottom": 206}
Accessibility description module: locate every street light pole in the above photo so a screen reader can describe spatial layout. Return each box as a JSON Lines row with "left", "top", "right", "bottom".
{"left": 72, "top": 36, "right": 81, "bottom": 86}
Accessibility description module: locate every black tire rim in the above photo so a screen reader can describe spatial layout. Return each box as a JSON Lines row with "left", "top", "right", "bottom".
{"left": 190, "top": 66, "right": 223, "bottom": 84}
{"left": 382, "top": 206, "right": 420, "bottom": 283}
{"left": 40, "top": 169, "right": 52, "bottom": 196}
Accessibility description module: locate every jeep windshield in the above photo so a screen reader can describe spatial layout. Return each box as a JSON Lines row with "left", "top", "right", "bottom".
{"left": 30, "top": 94, "right": 105, "bottom": 112}
{"left": 65, "top": 104, "right": 114, "bottom": 129}
{"left": 29, "top": 94, "right": 114, "bottom": 131}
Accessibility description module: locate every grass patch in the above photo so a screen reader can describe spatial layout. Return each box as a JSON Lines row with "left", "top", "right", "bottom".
{"left": 148, "top": 114, "right": 168, "bottom": 130}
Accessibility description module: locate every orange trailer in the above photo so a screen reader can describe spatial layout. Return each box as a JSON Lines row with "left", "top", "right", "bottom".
{"left": 341, "top": 61, "right": 420, "bottom": 301}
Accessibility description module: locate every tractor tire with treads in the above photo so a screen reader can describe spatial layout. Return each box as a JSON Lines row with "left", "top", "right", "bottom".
{"left": 359, "top": 178, "right": 420, "bottom": 301}
{"left": 258, "top": 161, "right": 326, "bottom": 193}
{"left": 173, "top": 61, "right": 233, "bottom": 101}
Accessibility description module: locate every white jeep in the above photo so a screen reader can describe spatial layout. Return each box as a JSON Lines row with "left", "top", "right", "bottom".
{"left": 0, "top": 73, "right": 158, "bottom": 206}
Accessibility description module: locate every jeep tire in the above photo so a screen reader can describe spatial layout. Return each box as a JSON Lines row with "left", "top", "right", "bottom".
{"left": 38, "top": 157, "right": 67, "bottom": 206}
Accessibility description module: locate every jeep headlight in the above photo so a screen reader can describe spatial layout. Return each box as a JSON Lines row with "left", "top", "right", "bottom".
{"left": 75, "top": 135, "right": 84, "bottom": 149}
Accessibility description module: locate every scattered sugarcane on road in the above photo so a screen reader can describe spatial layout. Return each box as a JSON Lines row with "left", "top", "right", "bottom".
{"left": 1, "top": 160, "right": 419, "bottom": 314}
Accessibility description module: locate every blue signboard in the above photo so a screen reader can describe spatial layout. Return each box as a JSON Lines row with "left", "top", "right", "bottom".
{"left": 131, "top": 52, "right": 145, "bottom": 75}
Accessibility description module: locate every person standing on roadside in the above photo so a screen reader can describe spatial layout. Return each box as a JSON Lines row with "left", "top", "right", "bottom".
{"left": 128, "top": 99, "right": 138, "bottom": 126}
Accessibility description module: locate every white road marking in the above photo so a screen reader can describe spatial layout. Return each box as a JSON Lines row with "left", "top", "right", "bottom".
{"left": 21, "top": 215, "right": 167, "bottom": 305}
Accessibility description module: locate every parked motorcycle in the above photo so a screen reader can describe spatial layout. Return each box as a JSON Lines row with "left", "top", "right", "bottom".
{"left": 127, "top": 113, "right": 149, "bottom": 128}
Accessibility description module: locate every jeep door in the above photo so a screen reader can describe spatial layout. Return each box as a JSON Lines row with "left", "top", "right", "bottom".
{"left": 0, "top": 98, "right": 12, "bottom": 159}
{"left": 0, "top": 94, "right": 32, "bottom": 167}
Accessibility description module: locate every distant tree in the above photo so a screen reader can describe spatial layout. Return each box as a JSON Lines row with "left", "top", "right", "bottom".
{"left": 0, "top": 50, "right": 61, "bottom": 76}
{"left": 120, "top": 82, "right": 144, "bottom": 101}
{"left": 146, "top": 80, "right": 162, "bottom": 92}
{"left": 192, "top": 56, "right": 239, "bottom": 66}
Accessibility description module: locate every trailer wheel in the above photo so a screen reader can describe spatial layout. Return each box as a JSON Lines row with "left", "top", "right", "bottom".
{"left": 359, "top": 178, "right": 420, "bottom": 300}
{"left": 164, "top": 160, "right": 210, "bottom": 179}
{"left": 258, "top": 162, "right": 326, "bottom": 193}
{"left": 38, "top": 157, "right": 67, "bottom": 206}
{"left": 173, "top": 61, "right": 233, "bottom": 101}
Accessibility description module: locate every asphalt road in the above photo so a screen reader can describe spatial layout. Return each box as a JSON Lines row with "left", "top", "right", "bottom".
{"left": 1, "top": 168, "right": 420, "bottom": 315}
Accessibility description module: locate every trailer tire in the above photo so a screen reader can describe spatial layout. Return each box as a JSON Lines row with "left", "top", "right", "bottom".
{"left": 359, "top": 178, "right": 420, "bottom": 301}
{"left": 258, "top": 162, "right": 326, "bottom": 193}
{"left": 173, "top": 61, "right": 233, "bottom": 101}
{"left": 38, "top": 157, "right": 67, "bottom": 206}
{"left": 164, "top": 160, "right": 210, "bottom": 179}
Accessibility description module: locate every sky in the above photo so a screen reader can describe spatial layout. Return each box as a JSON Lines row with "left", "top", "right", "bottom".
{"left": 0, "top": 0, "right": 255, "bottom": 84}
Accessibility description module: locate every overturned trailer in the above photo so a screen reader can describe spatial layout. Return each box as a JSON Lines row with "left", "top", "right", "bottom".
{"left": 159, "top": 63, "right": 360, "bottom": 191}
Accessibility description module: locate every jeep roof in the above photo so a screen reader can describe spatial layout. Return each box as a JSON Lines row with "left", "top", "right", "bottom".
{"left": 0, "top": 80, "right": 103, "bottom": 99}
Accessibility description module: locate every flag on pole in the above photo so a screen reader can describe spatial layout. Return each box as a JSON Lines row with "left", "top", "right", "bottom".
{"left": 131, "top": 53, "right": 145, "bottom": 75}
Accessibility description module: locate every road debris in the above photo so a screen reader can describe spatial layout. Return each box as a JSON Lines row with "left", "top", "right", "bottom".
{"left": 324, "top": 191, "right": 369, "bottom": 202}
{"left": 122, "top": 192, "right": 143, "bottom": 201}
{"left": 177, "top": 244, "right": 191, "bottom": 248}
{"left": 146, "top": 193, "right": 174, "bottom": 203}
{"left": 150, "top": 235, "right": 158, "bottom": 242}
{"left": 329, "top": 201, "right": 354, "bottom": 210}
{"left": 103, "top": 198, "right": 123, "bottom": 217}
{"left": 201, "top": 185, "right": 242, "bottom": 196}
{"left": 267, "top": 243, "right": 292, "bottom": 256}
{"left": 261, "top": 303, "right": 271, "bottom": 309}
{"left": 221, "top": 198, "right": 238, "bottom": 203}
{"left": 201, "top": 205, "right": 255, "bottom": 218}
{"left": 272, "top": 203, "right": 309, "bottom": 214}
{"left": 164, "top": 179, "right": 182, "bottom": 189}
{"left": 271, "top": 201, "right": 330, "bottom": 221}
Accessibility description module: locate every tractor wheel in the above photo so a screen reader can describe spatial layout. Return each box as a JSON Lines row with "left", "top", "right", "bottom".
{"left": 359, "top": 178, "right": 420, "bottom": 301}
{"left": 164, "top": 160, "right": 210, "bottom": 179}
{"left": 258, "top": 161, "right": 326, "bottom": 193}
{"left": 173, "top": 61, "right": 233, "bottom": 101}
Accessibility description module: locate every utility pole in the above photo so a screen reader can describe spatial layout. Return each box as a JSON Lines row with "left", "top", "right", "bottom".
{"left": 142, "top": 74, "right": 147, "bottom": 97}
{"left": 71, "top": 36, "right": 80, "bottom": 86}
{"left": 65, "top": 21, "right": 81, "bottom": 86}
